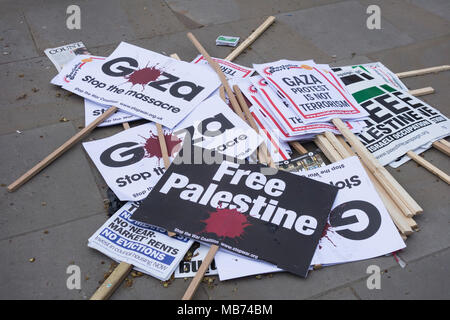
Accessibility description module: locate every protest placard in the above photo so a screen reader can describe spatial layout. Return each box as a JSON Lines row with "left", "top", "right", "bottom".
{"left": 253, "top": 60, "right": 368, "bottom": 124}
{"left": 88, "top": 201, "right": 193, "bottom": 281}
{"left": 84, "top": 99, "right": 141, "bottom": 127}
{"left": 191, "top": 55, "right": 254, "bottom": 79}
{"left": 131, "top": 146, "right": 339, "bottom": 277}
{"left": 83, "top": 122, "right": 181, "bottom": 201}
{"left": 60, "top": 42, "right": 221, "bottom": 128}
{"left": 333, "top": 66, "right": 450, "bottom": 165}
{"left": 213, "top": 156, "right": 406, "bottom": 280}
{"left": 174, "top": 243, "right": 218, "bottom": 278}
{"left": 173, "top": 95, "right": 263, "bottom": 160}
{"left": 44, "top": 41, "right": 89, "bottom": 71}
{"left": 236, "top": 76, "right": 365, "bottom": 139}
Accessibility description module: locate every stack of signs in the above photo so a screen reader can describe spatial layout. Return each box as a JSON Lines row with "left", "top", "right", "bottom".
{"left": 83, "top": 95, "right": 263, "bottom": 201}
{"left": 88, "top": 201, "right": 193, "bottom": 281}
{"left": 57, "top": 41, "right": 221, "bottom": 129}
{"left": 131, "top": 146, "right": 339, "bottom": 278}
{"left": 252, "top": 59, "right": 369, "bottom": 124}
{"left": 213, "top": 156, "right": 406, "bottom": 281}
{"left": 50, "top": 54, "right": 142, "bottom": 127}
{"left": 232, "top": 73, "right": 367, "bottom": 146}
{"left": 333, "top": 65, "right": 450, "bottom": 166}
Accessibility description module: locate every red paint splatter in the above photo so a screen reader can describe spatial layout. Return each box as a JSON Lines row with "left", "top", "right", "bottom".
{"left": 318, "top": 222, "right": 336, "bottom": 250}
{"left": 201, "top": 207, "right": 251, "bottom": 240}
{"left": 140, "top": 131, "right": 182, "bottom": 162}
{"left": 125, "top": 63, "right": 162, "bottom": 91}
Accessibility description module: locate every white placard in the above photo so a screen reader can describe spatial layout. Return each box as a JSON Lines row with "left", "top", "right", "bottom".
{"left": 60, "top": 42, "right": 221, "bottom": 128}
{"left": 88, "top": 201, "right": 193, "bottom": 281}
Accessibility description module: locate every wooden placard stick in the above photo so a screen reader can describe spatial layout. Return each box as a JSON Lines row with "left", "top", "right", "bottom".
{"left": 314, "top": 134, "right": 342, "bottom": 163}
{"left": 8, "top": 106, "right": 119, "bottom": 192}
{"left": 396, "top": 65, "right": 450, "bottom": 79}
{"left": 188, "top": 32, "right": 245, "bottom": 121}
{"left": 233, "top": 84, "right": 274, "bottom": 167}
{"left": 330, "top": 134, "right": 415, "bottom": 235}
{"left": 290, "top": 141, "right": 308, "bottom": 155}
{"left": 432, "top": 139, "right": 450, "bottom": 157}
{"left": 408, "top": 87, "right": 434, "bottom": 97}
{"left": 406, "top": 151, "right": 450, "bottom": 184}
{"left": 224, "top": 16, "right": 276, "bottom": 62}
{"left": 332, "top": 118, "right": 422, "bottom": 216}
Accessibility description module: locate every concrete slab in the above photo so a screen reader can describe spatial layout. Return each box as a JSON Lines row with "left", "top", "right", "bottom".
{"left": 23, "top": 0, "right": 187, "bottom": 53}
{"left": 351, "top": 248, "right": 450, "bottom": 299}
{"left": 0, "top": 122, "right": 105, "bottom": 239}
{"left": 310, "top": 286, "right": 359, "bottom": 300}
{"left": 199, "top": 255, "right": 398, "bottom": 300}
{"left": 359, "top": 0, "right": 450, "bottom": 42}
{"left": 0, "top": 3, "right": 39, "bottom": 64}
{"left": 0, "top": 213, "right": 109, "bottom": 299}
{"left": 410, "top": 0, "right": 450, "bottom": 22}
{"left": 165, "top": 0, "right": 342, "bottom": 26}
{"left": 368, "top": 35, "right": 450, "bottom": 72}
{"left": 278, "top": 0, "right": 414, "bottom": 59}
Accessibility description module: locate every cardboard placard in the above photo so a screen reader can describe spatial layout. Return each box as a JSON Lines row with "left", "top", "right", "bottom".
{"left": 253, "top": 60, "right": 368, "bottom": 123}
{"left": 191, "top": 55, "right": 254, "bottom": 79}
{"left": 214, "top": 157, "right": 406, "bottom": 281}
{"left": 333, "top": 66, "right": 450, "bottom": 165}
{"left": 60, "top": 42, "right": 221, "bottom": 128}
{"left": 131, "top": 147, "right": 339, "bottom": 277}
{"left": 88, "top": 201, "right": 193, "bottom": 281}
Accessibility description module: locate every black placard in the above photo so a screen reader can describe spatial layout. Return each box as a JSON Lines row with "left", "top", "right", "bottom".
{"left": 132, "top": 147, "right": 338, "bottom": 277}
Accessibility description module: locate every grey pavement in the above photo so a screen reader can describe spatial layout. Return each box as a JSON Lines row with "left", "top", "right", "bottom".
{"left": 0, "top": 0, "right": 449, "bottom": 300}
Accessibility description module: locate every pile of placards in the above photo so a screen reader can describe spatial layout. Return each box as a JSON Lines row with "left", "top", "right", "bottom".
{"left": 20, "top": 29, "right": 447, "bottom": 300}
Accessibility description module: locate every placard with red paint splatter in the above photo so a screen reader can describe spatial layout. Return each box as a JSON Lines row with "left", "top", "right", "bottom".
{"left": 131, "top": 146, "right": 339, "bottom": 278}
{"left": 60, "top": 42, "right": 221, "bottom": 128}
{"left": 82, "top": 122, "right": 183, "bottom": 201}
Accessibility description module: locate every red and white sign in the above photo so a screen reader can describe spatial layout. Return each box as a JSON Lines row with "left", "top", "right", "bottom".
{"left": 253, "top": 60, "right": 368, "bottom": 124}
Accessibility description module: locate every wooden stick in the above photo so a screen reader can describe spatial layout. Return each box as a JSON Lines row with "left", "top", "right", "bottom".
{"left": 219, "top": 86, "right": 226, "bottom": 103}
{"left": 90, "top": 261, "right": 133, "bottom": 300}
{"left": 289, "top": 141, "right": 308, "bottom": 155}
{"left": 224, "top": 16, "right": 276, "bottom": 62}
{"left": 333, "top": 135, "right": 415, "bottom": 235}
{"left": 7, "top": 106, "right": 118, "bottom": 192}
{"left": 407, "top": 151, "right": 450, "bottom": 184}
{"left": 156, "top": 123, "right": 171, "bottom": 170}
{"left": 332, "top": 118, "right": 422, "bottom": 217}
{"left": 396, "top": 65, "right": 450, "bottom": 79}
{"left": 408, "top": 87, "right": 434, "bottom": 97}
{"left": 433, "top": 139, "right": 450, "bottom": 157}
{"left": 314, "top": 134, "right": 342, "bottom": 162}
{"left": 188, "top": 32, "right": 245, "bottom": 121}
{"left": 122, "top": 122, "right": 130, "bottom": 130}
{"left": 181, "top": 244, "right": 219, "bottom": 300}
{"left": 233, "top": 84, "right": 274, "bottom": 166}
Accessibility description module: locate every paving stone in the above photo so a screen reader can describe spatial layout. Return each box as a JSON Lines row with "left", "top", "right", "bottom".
{"left": 278, "top": 0, "right": 414, "bottom": 58}
{"left": 0, "top": 213, "right": 108, "bottom": 299}
{"left": 359, "top": 0, "right": 450, "bottom": 42}
{"left": 23, "top": 0, "right": 187, "bottom": 53}
{"left": 165, "top": 0, "right": 342, "bottom": 26}
{"left": 0, "top": 122, "right": 105, "bottom": 239}
{"left": 368, "top": 35, "right": 450, "bottom": 73}
{"left": 0, "top": 3, "right": 39, "bottom": 64}
{"left": 310, "top": 286, "right": 359, "bottom": 300}
{"left": 410, "top": 0, "right": 450, "bottom": 22}
{"left": 351, "top": 248, "right": 450, "bottom": 299}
